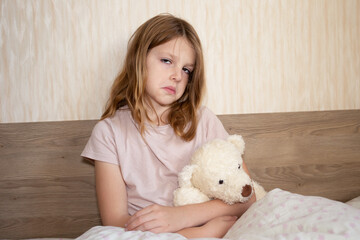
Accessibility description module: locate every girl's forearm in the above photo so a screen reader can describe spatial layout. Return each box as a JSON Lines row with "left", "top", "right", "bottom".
{"left": 176, "top": 225, "right": 227, "bottom": 239}
{"left": 124, "top": 195, "right": 256, "bottom": 233}
{"left": 176, "top": 215, "right": 238, "bottom": 239}
{"left": 174, "top": 198, "right": 256, "bottom": 238}
{"left": 102, "top": 214, "right": 131, "bottom": 228}
{"left": 176, "top": 226, "right": 207, "bottom": 239}
{"left": 180, "top": 194, "right": 256, "bottom": 228}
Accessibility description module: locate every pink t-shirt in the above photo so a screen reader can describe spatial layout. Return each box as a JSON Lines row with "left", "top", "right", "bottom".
{"left": 81, "top": 106, "right": 228, "bottom": 215}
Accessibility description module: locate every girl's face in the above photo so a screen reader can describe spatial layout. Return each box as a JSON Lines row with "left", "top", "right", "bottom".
{"left": 145, "top": 37, "right": 195, "bottom": 116}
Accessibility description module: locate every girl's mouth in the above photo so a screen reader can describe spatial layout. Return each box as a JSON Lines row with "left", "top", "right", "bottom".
{"left": 163, "top": 86, "right": 176, "bottom": 95}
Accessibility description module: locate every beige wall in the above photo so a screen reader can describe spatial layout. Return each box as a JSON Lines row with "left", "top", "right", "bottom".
{"left": 1, "top": 0, "right": 359, "bottom": 123}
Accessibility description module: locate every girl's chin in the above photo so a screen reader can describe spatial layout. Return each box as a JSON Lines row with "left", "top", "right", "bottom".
{"left": 155, "top": 98, "right": 179, "bottom": 106}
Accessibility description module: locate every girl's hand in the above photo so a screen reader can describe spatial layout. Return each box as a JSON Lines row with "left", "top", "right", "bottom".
{"left": 200, "top": 216, "right": 237, "bottom": 238}
{"left": 125, "top": 204, "right": 187, "bottom": 233}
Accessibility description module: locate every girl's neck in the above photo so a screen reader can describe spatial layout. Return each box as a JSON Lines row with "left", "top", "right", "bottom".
{"left": 145, "top": 105, "right": 170, "bottom": 126}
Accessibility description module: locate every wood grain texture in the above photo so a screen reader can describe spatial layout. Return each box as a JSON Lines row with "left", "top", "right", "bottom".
{"left": 1, "top": 0, "right": 359, "bottom": 123}
{"left": 0, "top": 120, "right": 100, "bottom": 239}
{"left": 0, "top": 110, "right": 360, "bottom": 238}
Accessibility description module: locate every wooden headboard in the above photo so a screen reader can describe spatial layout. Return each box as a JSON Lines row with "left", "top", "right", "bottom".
{"left": 1, "top": 110, "right": 360, "bottom": 239}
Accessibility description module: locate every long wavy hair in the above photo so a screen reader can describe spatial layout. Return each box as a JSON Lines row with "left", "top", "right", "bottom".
{"left": 101, "top": 14, "right": 205, "bottom": 141}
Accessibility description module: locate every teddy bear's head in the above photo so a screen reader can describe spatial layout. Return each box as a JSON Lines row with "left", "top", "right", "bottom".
{"left": 176, "top": 135, "right": 254, "bottom": 205}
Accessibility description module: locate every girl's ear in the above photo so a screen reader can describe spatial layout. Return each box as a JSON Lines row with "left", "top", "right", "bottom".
{"left": 227, "top": 134, "right": 245, "bottom": 155}
{"left": 178, "top": 165, "right": 197, "bottom": 187}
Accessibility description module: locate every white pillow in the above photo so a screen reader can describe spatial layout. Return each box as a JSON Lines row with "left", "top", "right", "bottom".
{"left": 225, "top": 188, "right": 360, "bottom": 240}
{"left": 346, "top": 196, "right": 360, "bottom": 209}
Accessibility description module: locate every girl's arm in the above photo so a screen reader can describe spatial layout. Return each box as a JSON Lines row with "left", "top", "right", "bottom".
{"left": 94, "top": 160, "right": 131, "bottom": 227}
{"left": 176, "top": 215, "right": 238, "bottom": 238}
{"left": 125, "top": 193, "right": 255, "bottom": 234}
{"left": 125, "top": 162, "right": 256, "bottom": 235}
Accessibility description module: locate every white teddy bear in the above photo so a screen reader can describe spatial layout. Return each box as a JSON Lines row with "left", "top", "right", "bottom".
{"left": 174, "top": 135, "right": 266, "bottom": 206}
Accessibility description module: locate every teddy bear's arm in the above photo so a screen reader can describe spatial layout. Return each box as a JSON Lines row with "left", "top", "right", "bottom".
{"left": 253, "top": 181, "right": 267, "bottom": 200}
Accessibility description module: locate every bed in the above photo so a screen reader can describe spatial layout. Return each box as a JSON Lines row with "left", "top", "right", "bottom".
{"left": 1, "top": 110, "right": 360, "bottom": 239}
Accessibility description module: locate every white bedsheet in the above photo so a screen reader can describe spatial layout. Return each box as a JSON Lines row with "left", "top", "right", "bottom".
{"left": 225, "top": 188, "right": 360, "bottom": 240}
{"left": 76, "top": 189, "right": 360, "bottom": 240}
{"left": 75, "top": 226, "right": 187, "bottom": 240}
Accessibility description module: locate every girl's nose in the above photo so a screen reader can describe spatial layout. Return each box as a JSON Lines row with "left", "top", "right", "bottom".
{"left": 171, "top": 67, "right": 182, "bottom": 81}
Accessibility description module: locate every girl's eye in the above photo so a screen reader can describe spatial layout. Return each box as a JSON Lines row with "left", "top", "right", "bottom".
{"left": 161, "top": 58, "right": 172, "bottom": 64}
{"left": 182, "top": 67, "right": 191, "bottom": 75}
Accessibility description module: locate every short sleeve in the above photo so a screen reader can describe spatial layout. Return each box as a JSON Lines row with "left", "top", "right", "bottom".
{"left": 81, "top": 119, "right": 119, "bottom": 165}
{"left": 199, "top": 107, "right": 229, "bottom": 141}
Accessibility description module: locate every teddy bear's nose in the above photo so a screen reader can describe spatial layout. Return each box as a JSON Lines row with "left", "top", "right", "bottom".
{"left": 241, "top": 184, "right": 252, "bottom": 197}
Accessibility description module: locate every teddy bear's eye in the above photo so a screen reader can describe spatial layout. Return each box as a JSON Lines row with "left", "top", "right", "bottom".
{"left": 238, "top": 164, "right": 241, "bottom": 169}
{"left": 219, "top": 180, "right": 224, "bottom": 184}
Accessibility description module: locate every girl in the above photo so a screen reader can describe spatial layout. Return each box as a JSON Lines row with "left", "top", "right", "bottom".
{"left": 81, "top": 13, "right": 255, "bottom": 238}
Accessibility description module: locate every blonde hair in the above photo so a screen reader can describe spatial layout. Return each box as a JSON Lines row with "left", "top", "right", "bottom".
{"left": 102, "top": 14, "right": 205, "bottom": 141}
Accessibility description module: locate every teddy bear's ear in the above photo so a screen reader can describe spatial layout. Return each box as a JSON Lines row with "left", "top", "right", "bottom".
{"left": 227, "top": 134, "right": 245, "bottom": 154}
{"left": 178, "top": 165, "right": 198, "bottom": 188}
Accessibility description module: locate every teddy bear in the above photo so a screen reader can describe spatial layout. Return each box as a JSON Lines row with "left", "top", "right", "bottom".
{"left": 173, "top": 134, "right": 266, "bottom": 206}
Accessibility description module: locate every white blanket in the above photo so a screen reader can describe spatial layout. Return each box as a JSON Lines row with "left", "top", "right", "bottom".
{"left": 76, "top": 189, "right": 360, "bottom": 240}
